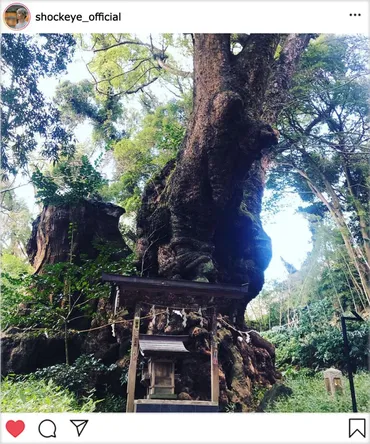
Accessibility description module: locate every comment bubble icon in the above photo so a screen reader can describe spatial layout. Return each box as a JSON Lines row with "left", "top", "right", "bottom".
{"left": 38, "top": 419, "right": 57, "bottom": 438}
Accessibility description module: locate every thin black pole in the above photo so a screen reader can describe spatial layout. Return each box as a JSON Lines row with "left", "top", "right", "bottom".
{"left": 341, "top": 316, "right": 357, "bottom": 413}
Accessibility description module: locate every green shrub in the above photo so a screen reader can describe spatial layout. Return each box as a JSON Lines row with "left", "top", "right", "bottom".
{"left": 32, "top": 155, "right": 107, "bottom": 206}
{"left": 34, "top": 354, "right": 117, "bottom": 399}
{"left": 1, "top": 247, "right": 136, "bottom": 331}
{"left": 95, "top": 393, "right": 126, "bottom": 412}
{"left": 1, "top": 376, "right": 96, "bottom": 413}
{"left": 266, "top": 371, "right": 370, "bottom": 413}
{"left": 263, "top": 300, "right": 369, "bottom": 371}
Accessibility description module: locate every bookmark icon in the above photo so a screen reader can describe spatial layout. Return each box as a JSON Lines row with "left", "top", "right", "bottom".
{"left": 70, "top": 420, "right": 89, "bottom": 437}
{"left": 349, "top": 418, "right": 366, "bottom": 438}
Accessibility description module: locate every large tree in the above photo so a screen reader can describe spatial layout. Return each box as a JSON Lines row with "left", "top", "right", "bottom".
{"left": 2, "top": 33, "right": 316, "bottom": 410}
{"left": 16, "top": 33, "right": 314, "bottom": 327}
{"left": 1, "top": 34, "right": 76, "bottom": 179}
{"left": 130, "top": 34, "right": 312, "bottom": 319}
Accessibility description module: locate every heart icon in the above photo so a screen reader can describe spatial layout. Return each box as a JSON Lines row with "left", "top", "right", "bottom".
{"left": 6, "top": 420, "right": 25, "bottom": 438}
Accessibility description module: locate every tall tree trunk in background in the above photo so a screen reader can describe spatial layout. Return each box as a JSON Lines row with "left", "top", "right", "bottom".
{"left": 294, "top": 166, "right": 370, "bottom": 304}
{"left": 26, "top": 199, "right": 130, "bottom": 332}
{"left": 137, "top": 34, "right": 312, "bottom": 319}
{"left": 27, "top": 199, "right": 129, "bottom": 274}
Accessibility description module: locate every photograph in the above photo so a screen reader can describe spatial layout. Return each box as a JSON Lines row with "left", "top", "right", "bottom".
{"left": 1, "top": 32, "right": 369, "bottom": 416}
{"left": 3, "top": 4, "right": 30, "bottom": 30}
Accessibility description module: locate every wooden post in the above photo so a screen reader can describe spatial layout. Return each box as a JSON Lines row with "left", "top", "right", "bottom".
{"left": 210, "top": 307, "right": 219, "bottom": 404}
{"left": 126, "top": 303, "right": 141, "bottom": 412}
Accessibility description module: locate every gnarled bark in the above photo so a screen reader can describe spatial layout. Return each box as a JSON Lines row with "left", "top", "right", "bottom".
{"left": 27, "top": 198, "right": 129, "bottom": 273}
{"left": 137, "top": 34, "right": 312, "bottom": 315}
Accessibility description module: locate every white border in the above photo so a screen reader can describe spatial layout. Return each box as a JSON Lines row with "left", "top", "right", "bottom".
{"left": 0, "top": 1, "right": 369, "bottom": 33}
{"left": 1, "top": 413, "right": 370, "bottom": 443}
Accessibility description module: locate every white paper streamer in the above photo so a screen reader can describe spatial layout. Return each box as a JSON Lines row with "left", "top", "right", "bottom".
{"left": 111, "top": 285, "right": 120, "bottom": 337}
{"left": 181, "top": 308, "right": 187, "bottom": 328}
{"left": 198, "top": 307, "right": 203, "bottom": 328}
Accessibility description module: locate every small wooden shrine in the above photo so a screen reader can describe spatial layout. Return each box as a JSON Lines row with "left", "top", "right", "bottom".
{"left": 140, "top": 334, "right": 189, "bottom": 399}
{"left": 102, "top": 273, "right": 248, "bottom": 413}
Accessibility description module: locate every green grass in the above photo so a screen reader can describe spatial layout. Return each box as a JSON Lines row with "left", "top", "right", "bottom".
{"left": 1, "top": 377, "right": 96, "bottom": 413}
{"left": 266, "top": 371, "right": 370, "bottom": 413}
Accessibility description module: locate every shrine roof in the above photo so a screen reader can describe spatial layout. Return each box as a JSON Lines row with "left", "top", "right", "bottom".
{"left": 102, "top": 273, "right": 247, "bottom": 300}
{"left": 139, "top": 334, "right": 189, "bottom": 356}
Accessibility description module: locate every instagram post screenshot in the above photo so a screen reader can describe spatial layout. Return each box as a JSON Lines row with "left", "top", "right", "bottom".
{"left": 0, "top": 1, "right": 369, "bottom": 443}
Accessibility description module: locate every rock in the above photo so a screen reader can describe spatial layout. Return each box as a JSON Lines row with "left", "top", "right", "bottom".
{"left": 178, "top": 392, "right": 193, "bottom": 400}
{"left": 1, "top": 330, "right": 83, "bottom": 375}
{"left": 82, "top": 327, "right": 120, "bottom": 364}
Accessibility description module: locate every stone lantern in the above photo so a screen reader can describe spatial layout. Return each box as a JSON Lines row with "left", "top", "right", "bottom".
{"left": 323, "top": 368, "right": 344, "bottom": 395}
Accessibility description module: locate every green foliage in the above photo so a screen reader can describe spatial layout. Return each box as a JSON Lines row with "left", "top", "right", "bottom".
{"left": 55, "top": 80, "right": 125, "bottom": 148}
{"left": 32, "top": 155, "right": 107, "bottom": 206}
{"left": 33, "top": 354, "right": 128, "bottom": 412}
{"left": 34, "top": 354, "right": 117, "bottom": 399}
{"left": 81, "top": 33, "right": 192, "bottom": 98}
{"left": 73, "top": 34, "right": 194, "bottom": 214}
{"left": 249, "top": 217, "right": 367, "bottom": 335}
{"left": 1, "top": 376, "right": 96, "bottom": 413}
{"left": 250, "top": 219, "right": 369, "bottom": 373}
{"left": 250, "top": 384, "right": 270, "bottom": 410}
{"left": 1, "top": 252, "right": 32, "bottom": 276}
{"left": 1, "top": 271, "right": 33, "bottom": 330}
{"left": 1, "top": 248, "right": 34, "bottom": 331}
{"left": 266, "top": 371, "right": 370, "bottom": 413}
{"left": 1, "top": 34, "right": 76, "bottom": 177}
{"left": 95, "top": 394, "right": 126, "bottom": 412}
{"left": 0, "top": 246, "right": 136, "bottom": 330}
{"left": 266, "top": 35, "right": 370, "bottom": 298}
{"left": 0, "top": 188, "right": 32, "bottom": 258}
{"left": 103, "top": 98, "right": 189, "bottom": 212}
{"left": 262, "top": 300, "right": 370, "bottom": 371}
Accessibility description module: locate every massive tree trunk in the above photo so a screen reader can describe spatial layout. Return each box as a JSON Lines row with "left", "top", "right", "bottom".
{"left": 27, "top": 198, "right": 129, "bottom": 273}
{"left": 135, "top": 34, "right": 312, "bottom": 410}
{"left": 2, "top": 199, "right": 130, "bottom": 372}
{"left": 137, "top": 34, "right": 312, "bottom": 315}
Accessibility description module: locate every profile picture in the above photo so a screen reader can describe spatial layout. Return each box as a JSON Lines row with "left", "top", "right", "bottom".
{"left": 3, "top": 3, "right": 30, "bottom": 30}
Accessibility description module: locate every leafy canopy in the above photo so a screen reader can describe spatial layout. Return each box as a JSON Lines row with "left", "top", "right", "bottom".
{"left": 1, "top": 34, "right": 76, "bottom": 178}
{"left": 102, "top": 97, "right": 190, "bottom": 212}
{"left": 31, "top": 155, "right": 107, "bottom": 206}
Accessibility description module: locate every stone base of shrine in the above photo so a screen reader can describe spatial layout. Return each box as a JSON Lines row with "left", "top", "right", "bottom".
{"left": 134, "top": 399, "right": 219, "bottom": 412}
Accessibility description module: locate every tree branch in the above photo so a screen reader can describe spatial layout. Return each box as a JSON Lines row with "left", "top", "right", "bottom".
{"left": 88, "top": 36, "right": 192, "bottom": 96}
{"left": 93, "top": 39, "right": 152, "bottom": 53}
{"left": 262, "top": 34, "right": 315, "bottom": 124}
{"left": 0, "top": 181, "right": 32, "bottom": 194}
{"left": 156, "top": 58, "right": 192, "bottom": 78}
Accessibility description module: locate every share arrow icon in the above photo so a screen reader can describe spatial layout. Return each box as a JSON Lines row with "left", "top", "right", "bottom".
{"left": 70, "top": 420, "right": 89, "bottom": 437}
